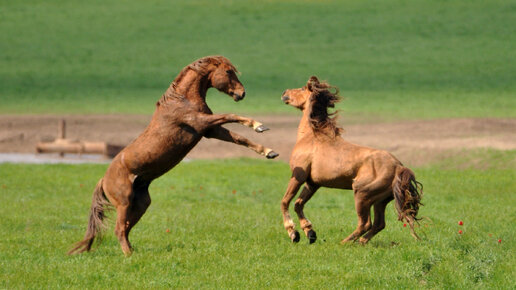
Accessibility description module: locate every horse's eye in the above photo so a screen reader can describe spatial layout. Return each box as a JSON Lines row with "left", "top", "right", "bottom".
{"left": 226, "top": 70, "right": 232, "bottom": 74}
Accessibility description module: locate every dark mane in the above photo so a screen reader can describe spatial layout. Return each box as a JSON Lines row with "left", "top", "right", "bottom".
{"left": 172, "top": 55, "right": 238, "bottom": 89}
{"left": 159, "top": 56, "right": 238, "bottom": 106}
{"left": 308, "top": 78, "right": 342, "bottom": 137}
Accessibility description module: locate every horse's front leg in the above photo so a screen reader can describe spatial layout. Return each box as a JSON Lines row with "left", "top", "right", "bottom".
{"left": 294, "top": 182, "right": 320, "bottom": 244}
{"left": 281, "top": 177, "right": 304, "bottom": 242}
{"left": 204, "top": 126, "right": 279, "bottom": 159}
{"left": 198, "top": 113, "right": 269, "bottom": 133}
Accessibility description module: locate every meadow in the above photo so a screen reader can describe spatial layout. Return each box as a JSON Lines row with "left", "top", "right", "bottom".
{"left": 1, "top": 0, "right": 515, "bottom": 288}
{"left": 1, "top": 0, "right": 515, "bottom": 118}
{"left": 0, "top": 157, "right": 515, "bottom": 288}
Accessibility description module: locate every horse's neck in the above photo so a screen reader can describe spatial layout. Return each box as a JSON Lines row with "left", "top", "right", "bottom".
{"left": 166, "top": 69, "right": 211, "bottom": 111}
{"left": 296, "top": 109, "right": 314, "bottom": 141}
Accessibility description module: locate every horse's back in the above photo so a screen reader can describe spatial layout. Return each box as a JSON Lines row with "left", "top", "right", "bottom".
{"left": 309, "top": 137, "right": 402, "bottom": 190}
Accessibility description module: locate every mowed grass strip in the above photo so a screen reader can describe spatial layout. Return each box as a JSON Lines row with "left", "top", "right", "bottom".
{"left": 1, "top": 0, "right": 515, "bottom": 118}
{"left": 0, "top": 158, "right": 514, "bottom": 288}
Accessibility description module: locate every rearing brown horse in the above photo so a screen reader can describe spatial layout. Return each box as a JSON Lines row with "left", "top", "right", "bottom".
{"left": 69, "top": 56, "right": 278, "bottom": 256}
{"left": 280, "top": 76, "right": 423, "bottom": 245}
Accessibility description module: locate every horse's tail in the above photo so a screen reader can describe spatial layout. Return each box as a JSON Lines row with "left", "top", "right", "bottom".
{"left": 68, "top": 178, "right": 110, "bottom": 255}
{"left": 392, "top": 167, "right": 423, "bottom": 240}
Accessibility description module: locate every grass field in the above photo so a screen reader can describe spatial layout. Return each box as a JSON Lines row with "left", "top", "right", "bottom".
{"left": 1, "top": 0, "right": 515, "bottom": 288}
{"left": 1, "top": 0, "right": 516, "bottom": 117}
{"left": 0, "top": 157, "right": 514, "bottom": 288}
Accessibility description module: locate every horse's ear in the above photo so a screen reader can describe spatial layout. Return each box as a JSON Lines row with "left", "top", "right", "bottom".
{"left": 307, "top": 76, "right": 319, "bottom": 91}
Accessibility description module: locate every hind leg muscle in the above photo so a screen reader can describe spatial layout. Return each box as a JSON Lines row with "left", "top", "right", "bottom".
{"left": 103, "top": 168, "right": 148, "bottom": 256}
{"left": 342, "top": 196, "right": 371, "bottom": 243}
{"left": 126, "top": 180, "right": 151, "bottom": 238}
{"left": 359, "top": 195, "right": 393, "bottom": 244}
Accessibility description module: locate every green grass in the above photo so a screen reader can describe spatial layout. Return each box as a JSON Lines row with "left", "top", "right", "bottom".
{"left": 1, "top": 158, "right": 514, "bottom": 288}
{"left": 1, "top": 0, "right": 515, "bottom": 117}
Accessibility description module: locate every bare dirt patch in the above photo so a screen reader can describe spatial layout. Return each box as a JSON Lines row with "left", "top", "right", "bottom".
{"left": 1, "top": 114, "right": 515, "bottom": 166}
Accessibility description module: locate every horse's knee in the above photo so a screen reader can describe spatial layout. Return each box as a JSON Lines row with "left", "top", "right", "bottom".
{"left": 294, "top": 199, "right": 304, "bottom": 214}
{"left": 281, "top": 200, "right": 290, "bottom": 212}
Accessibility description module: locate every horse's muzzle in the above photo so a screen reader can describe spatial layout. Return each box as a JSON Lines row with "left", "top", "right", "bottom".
{"left": 281, "top": 95, "right": 290, "bottom": 103}
{"left": 233, "top": 91, "right": 246, "bottom": 102}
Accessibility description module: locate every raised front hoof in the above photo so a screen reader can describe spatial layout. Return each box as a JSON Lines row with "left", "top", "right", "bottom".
{"left": 255, "top": 125, "right": 269, "bottom": 133}
{"left": 290, "top": 231, "right": 300, "bottom": 243}
{"left": 266, "top": 151, "right": 279, "bottom": 159}
{"left": 307, "top": 229, "right": 317, "bottom": 244}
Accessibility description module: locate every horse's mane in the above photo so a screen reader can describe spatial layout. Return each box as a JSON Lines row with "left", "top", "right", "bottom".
{"left": 307, "top": 76, "right": 342, "bottom": 137}
{"left": 172, "top": 55, "right": 238, "bottom": 89}
{"left": 158, "top": 56, "right": 238, "bottom": 106}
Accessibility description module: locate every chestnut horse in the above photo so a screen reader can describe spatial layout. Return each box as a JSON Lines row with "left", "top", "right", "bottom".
{"left": 69, "top": 56, "right": 278, "bottom": 255}
{"left": 280, "top": 76, "right": 423, "bottom": 244}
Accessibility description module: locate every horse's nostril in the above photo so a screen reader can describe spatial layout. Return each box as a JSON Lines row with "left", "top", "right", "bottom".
{"left": 282, "top": 95, "right": 290, "bottom": 102}
{"left": 241, "top": 91, "right": 246, "bottom": 98}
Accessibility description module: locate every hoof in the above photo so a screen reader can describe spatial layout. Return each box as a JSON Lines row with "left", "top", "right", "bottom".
{"left": 307, "top": 229, "right": 317, "bottom": 244}
{"left": 255, "top": 125, "right": 269, "bottom": 133}
{"left": 266, "top": 151, "right": 279, "bottom": 159}
{"left": 290, "top": 231, "right": 300, "bottom": 243}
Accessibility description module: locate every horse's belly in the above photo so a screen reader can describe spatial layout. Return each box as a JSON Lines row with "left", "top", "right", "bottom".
{"left": 311, "top": 174, "right": 353, "bottom": 190}
{"left": 310, "top": 160, "right": 354, "bottom": 190}
{"left": 123, "top": 133, "right": 202, "bottom": 179}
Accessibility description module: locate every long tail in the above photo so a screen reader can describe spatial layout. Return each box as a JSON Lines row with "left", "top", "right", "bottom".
{"left": 392, "top": 167, "right": 423, "bottom": 240}
{"left": 68, "top": 178, "right": 111, "bottom": 255}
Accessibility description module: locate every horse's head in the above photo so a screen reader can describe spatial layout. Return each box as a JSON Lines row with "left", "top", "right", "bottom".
{"left": 282, "top": 76, "right": 342, "bottom": 135}
{"left": 191, "top": 56, "right": 245, "bottom": 102}
{"left": 281, "top": 76, "right": 324, "bottom": 110}
{"left": 210, "top": 63, "right": 246, "bottom": 101}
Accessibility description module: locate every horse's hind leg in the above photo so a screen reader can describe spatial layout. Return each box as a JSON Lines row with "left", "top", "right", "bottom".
{"left": 102, "top": 172, "right": 133, "bottom": 256}
{"left": 341, "top": 196, "right": 372, "bottom": 243}
{"left": 359, "top": 196, "right": 393, "bottom": 244}
{"left": 294, "top": 182, "right": 319, "bottom": 244}
{"left": 125, "top": 180, "right": 151, "bottom": 246}
{"left": 115, "top": 180, "right": 151, "bottom": 256}
{"left": 114, "top": 204, "right": 132, "bottom": 256}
